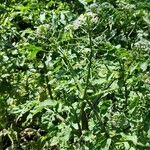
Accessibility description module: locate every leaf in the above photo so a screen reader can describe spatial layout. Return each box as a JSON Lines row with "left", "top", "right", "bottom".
{"left": 106, "top": 138, "right": 111, "bottom": 148}
{"left": 61, "top": 32, "right": 72, "bottom": 42}
{"left": 78, "top": 0, "right": 93, "bottom": 5}
{"left": 61, "top": 126, "right": 71, "bottom": 142}
{"left": 78, "top": 0, "right": 87, "bottom": 6}
{"left": 25, "top": 113, "right": 33, "bottom": 122}
{"left": 130, "top": 64, "right": 138, "bottom": 74}
{"left": 26, "top": 44, "right": 42, "bottom": 59}
{"left": 50, "top": 137, "right": 58, "bottom": 146}
{"left": 140, "top": 62, "right": 148, "bottom": 71}
{"left": 143, "top": 16, "right": 150, "bottom": 25}
{"left": 124, "top": 142, "right": 130, "bottom": 149}
{"left": 121, "top": 133, "right": 138, "bottom": 145}
{"left": 15, "top": 4, "right": 30, "bottom": 12}
{"left": 40, "top": 13, "right": 45, "bottom": 23}
{"left": 85, "top": 0, "right": 93, "bottom": 3}
{"left": 40, "top": 99, "right": 58, "bottom": 107}
{"left": 129, "top": 147, "right": 136, "bottom": 150}
{"left": 60, "top": 12, "right": 66, "bottom": 25}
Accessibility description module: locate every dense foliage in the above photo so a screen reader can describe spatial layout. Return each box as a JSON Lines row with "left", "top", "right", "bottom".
{"left": 0, "top": 0, "right": 150, "bottom": 149}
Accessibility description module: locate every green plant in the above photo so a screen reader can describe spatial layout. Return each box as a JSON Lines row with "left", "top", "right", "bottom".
{"left": 0, "top": 0, "right": 150, "bottom": 149}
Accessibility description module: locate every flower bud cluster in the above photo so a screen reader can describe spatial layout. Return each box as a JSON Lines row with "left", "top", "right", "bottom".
{"left": 65, "top": 12, "right": 98, "bottom": 31}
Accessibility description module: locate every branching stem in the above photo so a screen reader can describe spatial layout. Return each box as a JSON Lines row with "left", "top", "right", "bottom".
{"left": 81, "top": 25, "right": 93, "bottom": 130}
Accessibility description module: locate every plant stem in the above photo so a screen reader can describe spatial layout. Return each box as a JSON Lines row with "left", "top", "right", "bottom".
{"left": 81, "top": 27, "right": 93, "bottom": 130}
{"left": 42, "top": 60, "right": 53, "bottom": 100}
{"left": 58, "top": 48, "right": 83, "bottom": 94}
{"left": 70, "top": 105, "right": 82, "bottom": 136}
{"left": 124, "top": 81, "right": 128, "bottom": 110}
{"left": 118, "top": 60, "right": 128, "bottom": 110}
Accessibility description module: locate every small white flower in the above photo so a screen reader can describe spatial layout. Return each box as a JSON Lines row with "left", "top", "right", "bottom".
{"left": 72, "top": 12, "right": 98, "bottom": 30}
{"left": 85, "top": 12, "right": 98, "bottom": 23}
{"left": 73, "top": 14, "right": 85, "bottom": 30}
